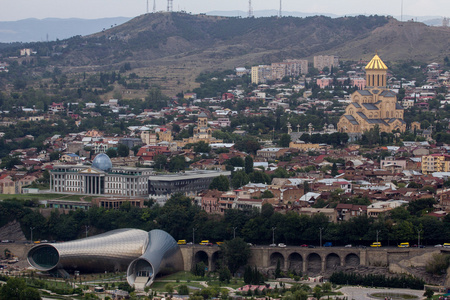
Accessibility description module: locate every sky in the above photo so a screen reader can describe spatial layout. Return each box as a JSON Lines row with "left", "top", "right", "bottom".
{"left": 0, "top": 0, "right": 448, "bottom": 21}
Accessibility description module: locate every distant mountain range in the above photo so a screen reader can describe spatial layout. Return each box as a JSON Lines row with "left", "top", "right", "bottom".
{"left": 0, "top": 11, "right": 446, "bottom": 43}
{"left": 0, "top": 17, "right": 131, "bottom": 43}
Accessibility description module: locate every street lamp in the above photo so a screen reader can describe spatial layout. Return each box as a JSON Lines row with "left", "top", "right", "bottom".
{"left": 376, "top": 230, "right": 380, "bottom": 244}
{"left": 319, "top": 227, "right": 323, "bottom": 247}
{"left": 233, "top": 227, "right": 237, "bottom": 239}
{"left": 30, "top": 227, "right": 35, "bottom": 244}
{"left": 418, "top": 229, "right": 422, "bottom": 247}
{"left": 272, "top": 227, "right": 276, "bottom": 245}
{"left": 193, "top": 228, "right": 196, "bottom": 245}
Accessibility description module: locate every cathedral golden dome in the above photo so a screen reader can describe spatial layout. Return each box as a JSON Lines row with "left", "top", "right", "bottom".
{"left": 365, "top": 54, "right": 388, "bottom": 70}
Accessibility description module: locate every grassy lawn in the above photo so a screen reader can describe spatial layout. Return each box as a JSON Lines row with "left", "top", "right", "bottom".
{"left": 157, "top": 271, "right": 203, "bottom": 281}
{"left": 153, "top": 271, "right": 245, "bottom": 291}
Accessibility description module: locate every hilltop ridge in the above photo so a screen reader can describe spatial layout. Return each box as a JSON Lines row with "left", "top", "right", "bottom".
{"left": 2, "top": 12, "right": 450, "bottom": 92}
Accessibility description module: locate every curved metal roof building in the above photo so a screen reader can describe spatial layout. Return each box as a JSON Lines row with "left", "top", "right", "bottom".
{"left": 27, "top": 229, "right": 183, "bottom": 289}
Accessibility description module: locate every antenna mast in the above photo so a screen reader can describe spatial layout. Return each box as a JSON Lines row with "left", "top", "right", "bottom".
{"left": 167, "top": 0, "right": 173, "bottom": 12}
{"left": 153, "top": 0, "right": 156, "bottom": 12}
{"left": 147, "top": 0, "right": 149, "bottom": 13}
{"left": 279, "top": 0, "right": 282, "bottom": 17}
{"left": 248, "top": 0, "right": 253, "bottom": 17}
{"left": 401, "top": 0, "right": 403, "bottom": 21}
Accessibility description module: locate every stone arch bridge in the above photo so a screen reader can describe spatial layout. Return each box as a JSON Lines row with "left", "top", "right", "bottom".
{"left": 179, "top": 245, "right": 436, "bottom": 276}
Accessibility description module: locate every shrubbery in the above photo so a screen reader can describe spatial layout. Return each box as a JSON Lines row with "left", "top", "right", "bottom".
{"left": 329, "top": 271, "right": 425, "bottom": 290}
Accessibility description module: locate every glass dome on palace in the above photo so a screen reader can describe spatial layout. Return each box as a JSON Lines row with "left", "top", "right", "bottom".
{"left": 92, "top": 153, "right": 113, "bottom": 172}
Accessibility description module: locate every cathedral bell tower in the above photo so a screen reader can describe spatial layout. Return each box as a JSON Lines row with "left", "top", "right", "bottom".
{"left": 365, "top": 54, "right": 388, "bottom": 89}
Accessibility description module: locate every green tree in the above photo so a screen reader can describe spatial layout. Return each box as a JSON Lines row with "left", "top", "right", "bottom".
{"left": 231, "top": 170, "right": 250, "bottom": 189}
{"left": 275, "top": 259, "right": 282, "bottom": 278}
{"left": 279, "top": 134, "right": 291, "bottom": 147}
{"left": 153, "top": 154, "right": 168, "bottom": 170}
{"left": 117, "top": 144, "right": 129, "bottom": 157}
{"left": 192, "top": 261, "right": 206, "bottom": 277}
{"left": 164, "top": 283, "right": 174, "bottom": 295}
{"left": 423, "top": 289, "right": 434, "bottom": 299}
{"left": 106, "top": 148, "right": 118, "bottom": 158}
{"left": 331, "top": 162, "right": 338, "bottom": 177}
{"left": 218, "top": 265, "right": 232, "bottom": 283}
{"left": 261, "top": 190, "right": 274, "bottom": 198}
{"left": 193, "top": 141, "right": 211, "bottom": 153}
{"left": 168, "top": 155, "right": 185, "bottom": 172}
{"left": 245, "top": 155, "right": 253, "bottom": 174}
{"left": 220, "top": 237, "right": 251, "bottom": 274}
{"left": 0, "top": 277, "right": 41, "bottom": 300}
{"left": 0, "top": 155, "right": 21, "bottom": 169}
{"left": 312, "top": 285, "right": 323, "bottom": 300}
{"left": 209, "top": 175, "right": 230, "bottom": 192}
{"left": 178, "top": 284, "right": 189, "bottom": 295}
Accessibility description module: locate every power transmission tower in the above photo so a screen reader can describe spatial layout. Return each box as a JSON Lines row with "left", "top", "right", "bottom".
{"left": 248, "top": 0, "right": 253, "bottom": 18}
{"left": 167, "top": 0, "right": 173, "bottom": 12}
{"left": 279, "top": 0, "right": 282, "bottom": 17}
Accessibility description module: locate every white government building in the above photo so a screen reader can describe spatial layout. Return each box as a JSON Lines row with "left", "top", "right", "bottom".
{"left": 50, "top": 153, "right": 230, "bottom": 198}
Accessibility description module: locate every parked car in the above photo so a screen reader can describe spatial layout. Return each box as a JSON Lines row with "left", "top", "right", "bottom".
{"left": 177, "top": 240, "right": 187, "bottom": 245}
{"left": 323, "top": 242, "right": 333, "bottom": 247}
{"left": 444, "top": 243, "right": 450, "bottom": 248}
{"left": 308, "top": 245, "right": 316, "bottom": 248}
{"left": 345, "top": 244, "right": 352, "bottom": 248}
{"left": 398, "top": 242, "right": 410, "bottom": 248}
{"left": 434, "top": 244, "right": 443, "bottom": 247}
{"left": 300, "top": 244, "right": 308, "bottom": 247}
{"left": 278, "top": 243, "right": 286, "bottom": 248}
{"left": 269, "top": 243, "right": 277, "bottom": 247}
{"left": 371, "top": 242, "right": 382, "bottom": 247}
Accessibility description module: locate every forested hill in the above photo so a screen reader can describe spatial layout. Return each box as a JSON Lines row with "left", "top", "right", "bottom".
{"left": 1, "top": 13, "right": 449, "bottom": 91}
{"left": 52, "top": 13, "right": 393, "bottom": 67}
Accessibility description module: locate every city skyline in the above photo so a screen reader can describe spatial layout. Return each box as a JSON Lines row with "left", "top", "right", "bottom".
{"left": 0, "top": 0, "right": 448, "bottom": 21}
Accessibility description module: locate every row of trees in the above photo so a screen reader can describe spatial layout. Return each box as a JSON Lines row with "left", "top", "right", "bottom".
{"left": 329, "top": 271, "right": 425, "bottom": 290}
{"left": 2, "top": 193, "right": 450, "bottom": 246}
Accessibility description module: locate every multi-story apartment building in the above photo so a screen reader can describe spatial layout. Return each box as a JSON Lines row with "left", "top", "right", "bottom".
{"left": 271, "top": 59, "right": 308, "bottom": 80}
{"left": 251, "top": 65, "right": 272, "bottom": 84}
{"left": 421, "top": 154, "right": 450, "bottom": 174}
{"left": 314, "top": 55, "right": 339, "bottom": 71}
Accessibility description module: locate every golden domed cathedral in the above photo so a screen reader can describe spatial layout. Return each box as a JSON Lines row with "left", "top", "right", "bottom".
{"left": 337, "top": 54, "right": 406, "bottom": 134}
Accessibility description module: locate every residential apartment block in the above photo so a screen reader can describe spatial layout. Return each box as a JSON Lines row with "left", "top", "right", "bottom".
{"left": 251, "top": 59, "right": 308, "bottom": 84}
{"left": 314, "top": 55, "right": 339, "bottom": 71}
{"left": 421, "top": 154, "right": 450, "bottom": 174}
{"left": 251, "top": 65, "right": 272, "bottom": 84}
{"left": 271, "top": 59, "right": 308, "bottom": 80}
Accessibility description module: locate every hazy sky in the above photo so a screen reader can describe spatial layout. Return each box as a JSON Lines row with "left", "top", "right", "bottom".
{"left": 1, "top": 0, "right": 448, "bottom": 21}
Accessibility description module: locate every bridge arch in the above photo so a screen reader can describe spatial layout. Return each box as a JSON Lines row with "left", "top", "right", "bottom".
{"left": 306, "top": 252, "right": 322, "bottom": 275}
{"left": 345, "top": 253, "right": 360, "bottom": 267}
{"left": 194, "top": 250, "right": 209, "bottom": 267}
{"left": 269, "top": 252, "right": 285, "bottom": 268}
{"left": 287, "top": 252, "right": 303, "bottom": 272}
{"left": 325, "top": 253, "right": 341, "bottom": 270}
{"left": 211, "top": 251, "right": 221, "bottom": 271}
